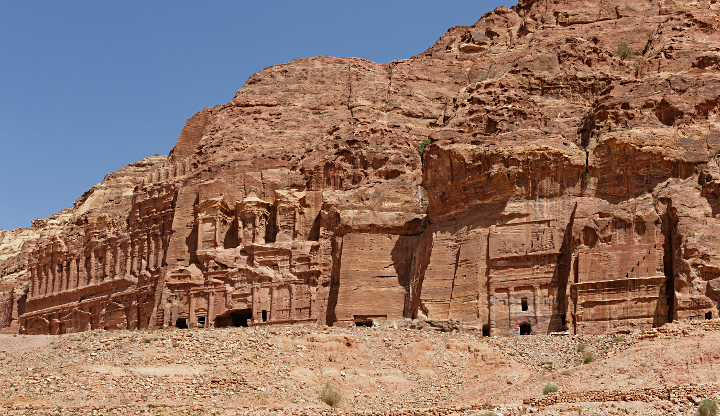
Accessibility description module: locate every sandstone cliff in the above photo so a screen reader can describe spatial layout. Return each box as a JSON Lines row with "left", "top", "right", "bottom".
{"left": 2, "top": 0, "right": 720, "bottom": 336}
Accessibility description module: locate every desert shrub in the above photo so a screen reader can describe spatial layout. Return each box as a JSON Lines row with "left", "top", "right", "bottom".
{"left": 699, "top": 399, "right": 719, "bottom": 416}
{"left": 616, "top": 42, "right": 634, "bottom": 60}
{"left": 543, "top": 382, "right": 559, "bottom": 395}
{"left": 418, "top": 138, "right": 432, "bottom": 157}
{"left": 482, "top": 412, "right": 497, "bottom": 416}
{"left": 320, "top": 382, "right": 342, "bottom": 407}
{"left": 576, "top": 342, "right": 586, "bottom": 353}
{"left": 583, "top": 171, "right": 592, "bottom": 184}
{"left": 582, "top": 351, "right": 596, "bottom": 364}
{"left": 612, "top": 335, "right": 625, "bottom": 343}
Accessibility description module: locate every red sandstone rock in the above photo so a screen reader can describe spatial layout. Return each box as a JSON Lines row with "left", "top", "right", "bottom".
{"left": 2, "top": 0, "right": 720, "bottom": 335}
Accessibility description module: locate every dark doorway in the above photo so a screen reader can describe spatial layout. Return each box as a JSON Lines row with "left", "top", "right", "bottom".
{"left": 520, "top": 324, "right": 532, "bottom": 335}
{"left": 355, "top": 319, "right": 373, "bottom": 327}
{"left": 482, "top": 324, "right": 490, "bottom": 337}
{"left": 706, "top": 312, "right": 713, "bottom": 320}
{"left": 197, "top": 316, "right": 206, "bottom": 328}
{"left": 175, "top": 318, "right": 188, "bottom": 329}
{"left": 261, "top": 310, "right": 268, "bottom": 322}
{"left": 521, "top": 298, "right": 528, "bottom": 311}
{"left": 215, "top": 309, "right": 252, "bottom": 328}
{"left": 561, "top": 315, "right": 566, "bottom": 326}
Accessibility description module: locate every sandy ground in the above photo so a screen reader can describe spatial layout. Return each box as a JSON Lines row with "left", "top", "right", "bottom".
{"left": 0, "top": 322, "right": 719, "bottom": 415}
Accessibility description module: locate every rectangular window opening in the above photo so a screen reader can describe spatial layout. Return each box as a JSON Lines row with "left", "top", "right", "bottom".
{"left": 521, "top": 297, "right": 528, "bottom": 311}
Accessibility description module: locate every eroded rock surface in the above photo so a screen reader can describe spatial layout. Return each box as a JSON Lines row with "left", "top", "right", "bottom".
{"left": 2, "top": 0, "right": 720, "bottom": 335}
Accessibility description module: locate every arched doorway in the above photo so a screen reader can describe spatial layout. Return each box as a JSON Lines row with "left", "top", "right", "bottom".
{"left": 520, "top": 323, "right": 532, "bottom": 335}
{"left": 215, "top": 309, "right": 252, "bottom": 328}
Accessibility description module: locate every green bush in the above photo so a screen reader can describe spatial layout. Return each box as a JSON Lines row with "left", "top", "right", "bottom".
{"left": 418, "top": 138, "right": 432, "bottom": 157}
{"left": 583, "top": 171, "right": 592, "bottom": 184}
{"left": 699, "top": 399, "right": 719, "bottom": 416}
{"left": 320, "top": 382, "right": 342, "bottom": 407}
{"left": 616, "top": 42, "right": 634, "bottom": 60}
{"left": 582, "top": 351, "right": 596, "bottom": 364}
{"left": 543, "top": 382, "right": 559, "bottom": 395}
{"left": 576, "top": 342, "right": 585, "bottom": 353}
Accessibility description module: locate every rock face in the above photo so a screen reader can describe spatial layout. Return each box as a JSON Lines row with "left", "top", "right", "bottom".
{"left": 2, "top": 0, "right": 720, "bottom": 335}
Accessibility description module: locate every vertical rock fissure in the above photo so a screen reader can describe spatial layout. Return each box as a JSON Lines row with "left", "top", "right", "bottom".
{"left": 555, "top": 203, "right": 576, "bottom": 331}
{"left": 346, "top": 63, "right": 355, "bottom": 119}
{"left": 404, "top": 228, "right": 433, "bottom": 319}
{"left": 662, "top": 199, "right": 678, "bottom": 323}
{"left": 485, "top": 230, "right": 492, "bottom": 334}
{"left": 447, "top": 242, "right": 462, "bottom": 318}
{"left": 385, "top": 63, "right": 393, "bottom": 109}
{"left": 326, "top": 235, "right": 343, "bottom": 326}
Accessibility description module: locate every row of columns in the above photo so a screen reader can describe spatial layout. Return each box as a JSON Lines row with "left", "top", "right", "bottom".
{"left": 144, "top": 159, "right": 191, "bottom": 185}
{"left": 28, "top": 229, "right": 170, "bottom": 299}
{"left": 249, "top": 282, "right": 313, "bottom": 324}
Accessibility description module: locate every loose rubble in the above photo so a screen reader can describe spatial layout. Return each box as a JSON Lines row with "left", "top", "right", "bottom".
{"left": 0, "top": 320, "right": 718, "bottom": 414}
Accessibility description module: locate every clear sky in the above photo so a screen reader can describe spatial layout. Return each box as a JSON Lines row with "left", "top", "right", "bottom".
{"left": 0, "top": 1, "right": 513, "bottom": 231}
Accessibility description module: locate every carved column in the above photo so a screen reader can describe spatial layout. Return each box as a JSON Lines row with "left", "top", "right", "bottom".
{"left": 125, "top": 243, "right": 132, "bottom": 277}
{"left": 78, "top": 257, "right": 86, "bottom": 288}
{"left": 188, "top": 293, "right": 196, "bottom": 328}
{"left": 53, "top": 261, "right": 60, "bottom": 293}
{"left": 208, "top": 291, "right": 215, "bottom": 328}
{"left": 89, "top": 249, "right": 96, "bottom": 285}
{"left": 148, "top": 232, "right": 156, "bottom": 271}
{"left": 69, "top": 259, "right": 77, "bottom": 290}
{"left": 131, "top": 241, "right": 138, "bottom": 275}
{"left": 310, "top": 286, "right": 318, "bottom": 321}
{"left": 140, "top": 237, "right": 147, "bottom": 273}
{"left": 45, "top": 263, "right": 51, "bottom": 294}
{"left": 49, "top": 262, "right": 57, "bottom": 294}
{"left": 47, "top": 263, "right": 53, "bottom": 295}
{"left": 29, "top": 266, "right": 36, "bottom": 299}
{"left": 289, "top": 283, "right": 295, "bottom": 320}
{"left": 269, "top": 285, "right": 275, "bottom": 322}
{"left": 37, "top": 265, "right": 43, "bottom": 296}
{"left": 161, "top": 230, "right": 170, "bottom": 268}
{"left": 37, "top": 265, "right": 44, "bottom": 296}
{"left": 47, "top": 263, "right": 53, "bottom": 294}
{"left": 104, "top": 245, "right": 112, "bottom": 281}
{"left": 251, "top": 284, "right": 258, "bottom": 324}
{"left": 114, "top": 245, "right": 122, "bottom": 279}
{"left": 156, "top": 232, "right": 163, "bottom": 269}
{"left": 59, "top": 261, "right": 66, "bottom": 292}
{"left": 58, "top": 261, "right": 66, "bottom": 292}
{"left": 65, "top": 261, "right": 71, "bottom": 290}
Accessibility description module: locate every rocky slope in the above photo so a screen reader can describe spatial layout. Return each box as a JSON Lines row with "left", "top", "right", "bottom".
{"left": 2, "top": 0, "right": 720, "bottom": 336}
{"left": 1, "top": 321, "right": 720, "bottom": 415}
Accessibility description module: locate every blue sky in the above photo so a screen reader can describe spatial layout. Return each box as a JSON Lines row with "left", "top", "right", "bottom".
{"left": 0, "top": 1, "right": 512, "bottom": 231}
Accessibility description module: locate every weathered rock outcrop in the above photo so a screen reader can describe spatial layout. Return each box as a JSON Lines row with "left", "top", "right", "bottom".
{"left": 2, "top": 0, "right": 720, "bottom": 335}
